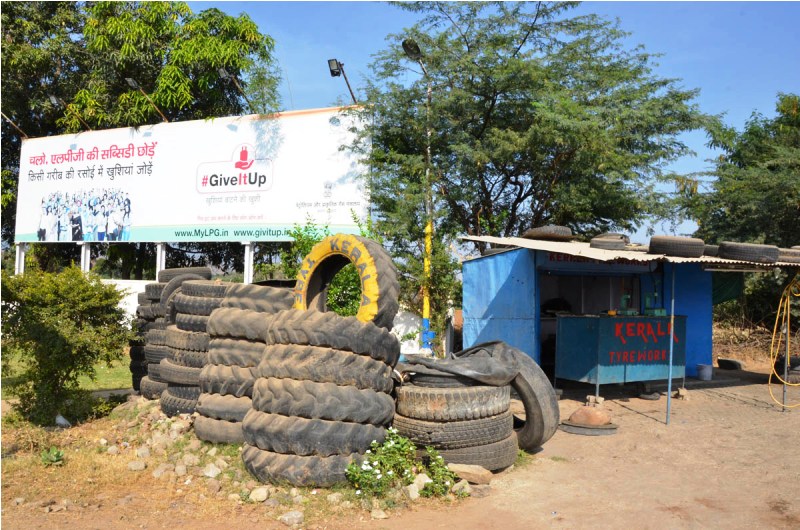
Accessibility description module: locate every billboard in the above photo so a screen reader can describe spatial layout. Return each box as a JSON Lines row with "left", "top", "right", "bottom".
{"left": 14, "top": 107, "right": 368, "bottom": 243}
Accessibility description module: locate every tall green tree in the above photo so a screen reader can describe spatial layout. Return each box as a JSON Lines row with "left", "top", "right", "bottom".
{"left": 349, "top": 1, "right": 710, "bottom": 324}
{"left": 692, "top": 93, "right": 800, "bottom": 248}
{"left": 1, "top": 1, "right": 281, "bottom": 274}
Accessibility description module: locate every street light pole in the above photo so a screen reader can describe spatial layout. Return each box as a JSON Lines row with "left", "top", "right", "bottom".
{"left": 327, "top": 59, "right": 358, "bottom": 105}
{"left": 49, "top": 95, "right": 93, "bottom": 131}
{"left": 403, "top": 39, "right": 435, "bottom": 351}
{"left": 126, "top": 78, "right": 169, "bottom": 122}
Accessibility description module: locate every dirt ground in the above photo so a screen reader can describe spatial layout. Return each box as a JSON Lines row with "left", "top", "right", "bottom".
{"left": 2, "top": 360, "right": 799, "bottom": 530}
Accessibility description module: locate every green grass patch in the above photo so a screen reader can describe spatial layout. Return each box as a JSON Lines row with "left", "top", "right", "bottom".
{"left": 2, "top": 356, "right": 132, "bottom": 400}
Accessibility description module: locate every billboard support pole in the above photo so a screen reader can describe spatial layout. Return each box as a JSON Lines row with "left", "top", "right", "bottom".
{"left": 79, "top": 243, "right": 91, "bottom": 272}
{"left": 156, "top": 243, "right": 166, "bottom": 277}
{"left": 14, "top": 243, "right": 26, "bottom": 275}
{"left": 243, "top": 242, "right": 253, "bottom": 284}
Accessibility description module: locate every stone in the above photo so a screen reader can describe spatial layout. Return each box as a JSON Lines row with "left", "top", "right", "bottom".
{"left": 136, "top": 446, "right": 151, "bottom": 459}
{"left": 152, "top": 463, "right": 174, "bottom": 479}
{"left": 13, "top": 497, "right": 25, "bottom": 506}
{"left": 207, "top": 479, "right": 221, "bottom": 494}
{"left": 340, "top": 501, "right": 353, "bottom": 509}
{"left": 568, "top": 405, "right": 611, "bottom": 426}
{"left": 326, "top": 492, "right": 343, "bottom": 505}
{"left": 98, "top": 438, "right": 108, "bottom": 446}
{"left": 250, "top": 487, "right": 270, "bottom": 503}
{"left": 207, "top": 447, "right": 218, "bottom": 457}
{"left": 412, "top": 473, "right": 432, "bottom": 491}
{"left": 245, "top": 480, "right": 258, "bottom": 490}
{"left": 214, "top": 457, "right": 229, "bottom": 470}
{"left": 203, "top": 463, "right": 222, "bottom": 478}
{"left": 404, "top": 484, "right": 420, "bottom": 501}
{"left": 289, "top": 488, "right": 299, "bottom": 497}
{"left": 264, "top": 498, "right": 280, "bottom": 509}
{"left": 278, "top": 510, "right": 304, "bottom": 527}
{"left": 447, "top": 463, "right": 493, "bottom": 485}
{"left": 292, "top": 496, "right": 304, "bottom": 505}
{"left": 228, "top": 493, "right": 241, "bottom": 502}
{"left": 175, "top": 464, "right": 187, "bottom": 477}
{"left": 674, "top": 387, "right": 690, "bottom": 401}
{"left": 170, "top": 420, "right": 191, "bottom": 435}
{"left": 182, "top": 453, "right": 200, "bottom": 466}
{"left": 128, "top": 460, "right": 147, "bottom": 471}
{"left": 451, "top": 480, "right": 472, "bottom": 495}
{"left": 470, "top": 485, "right": 492, "bottom": 498}
{"left": 186, "top": 439, "right": 202, "bottom": 451}
{"left": 371, "top": 509, "right": 389, "bottom": 520}
{"left": 107, "top": 445, "right": 119, "bottom": 455}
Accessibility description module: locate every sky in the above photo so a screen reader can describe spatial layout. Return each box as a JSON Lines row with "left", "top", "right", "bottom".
{"left": 192, "top": 1, "right": 800, "bottom": 239}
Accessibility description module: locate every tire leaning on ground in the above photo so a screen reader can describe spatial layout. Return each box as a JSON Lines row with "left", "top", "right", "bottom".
{"left": 293, "top": 234, "right": 400, "bottom": 330}
{"left": 507, "top": 346, "right": 560, "bottom": 451}
{"left": 241, "top": 444, "right": 361, "bottom": 487}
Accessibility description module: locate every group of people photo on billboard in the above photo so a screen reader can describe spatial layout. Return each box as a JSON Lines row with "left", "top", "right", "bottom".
{"left": 37, "top": 188, "right": 132, "bottom": 242}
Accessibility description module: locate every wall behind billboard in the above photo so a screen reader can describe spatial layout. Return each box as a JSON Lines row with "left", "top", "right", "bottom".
{"left": 15, "top": 107, "right": 367, "bottom": 243}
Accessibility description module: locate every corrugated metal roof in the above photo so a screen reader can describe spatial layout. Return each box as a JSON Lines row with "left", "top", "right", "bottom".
{"left": 460, "top": 235, "right": 797, "bottom": 269}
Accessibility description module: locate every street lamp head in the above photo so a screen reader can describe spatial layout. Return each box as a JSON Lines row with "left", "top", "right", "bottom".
{"left": 327, "top": 59, "right": 342, "bottom": 77}
{"left": 125, "top": 77, "right": 140, "bottom": 90}
{"left": 402, "top": 39, "right": 423, "bottom": 61}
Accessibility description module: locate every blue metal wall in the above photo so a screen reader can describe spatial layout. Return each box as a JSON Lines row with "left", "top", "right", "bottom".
{"left": 663, "top": 262, "right": 713, "bottom": 377}
{"left": 462, "top": 249, "right": 541, "bottom": 362}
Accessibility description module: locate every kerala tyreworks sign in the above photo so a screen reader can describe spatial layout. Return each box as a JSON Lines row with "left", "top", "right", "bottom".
{"left": 14, "top": 107, "right": 368, "bottom": 243}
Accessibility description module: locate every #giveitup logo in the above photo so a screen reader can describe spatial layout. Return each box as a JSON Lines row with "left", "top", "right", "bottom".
{"left": 196, "top": 145, "right": 274, "bottom": 193}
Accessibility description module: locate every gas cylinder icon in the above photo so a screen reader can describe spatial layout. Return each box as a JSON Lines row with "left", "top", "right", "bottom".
{"left": 235, "top": 145, "right": 254, "bottom": 170}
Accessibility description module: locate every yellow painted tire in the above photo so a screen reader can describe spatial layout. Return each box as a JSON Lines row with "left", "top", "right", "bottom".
{"left": 293, "top": 234, "right": 399, "bottom": 330}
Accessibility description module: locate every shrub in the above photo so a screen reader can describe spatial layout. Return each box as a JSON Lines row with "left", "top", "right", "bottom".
{"left": 1, "top": 265, "right": 133, "bottom": 425}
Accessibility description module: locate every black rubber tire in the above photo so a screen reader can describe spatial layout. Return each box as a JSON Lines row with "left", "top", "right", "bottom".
{"left": 150, "top": 318, "right": 168, "bottom": 330}
{"left": 157, "top": 266, "right": 212, "bottom": 283}
{"left": 137, "top": 292, "right": 150, "bottom": 305}
{"left": 146, "top": 329, "right": 167, "bottom": 346}
{"left": 241, "top": 444, "right": 359, "bottom": 487}
{"left": 718, "top": 241, "right": 780, "bottom": 263}
{"left": 774, "top": 355, "right": 800, "bottom": 373}
{"left": 159, "top": 390, "right": 197, "bottom": 417}
{"left": 145, "top": 282, "right": 168, "bottom": 301}
{"left": 293, "top": 234, "right": 399, "bottom": 330}
{"left": 242, "top": 409, "right": 385, "bottom": 457}
{"left": 220, "top": 283, "right": 295, "bottom": 313}
{"left": 159, "top": 273, "right": 205, "bottom": 313}
{"left": 132, "top": 372, "right": 144, "bottom": 392}
{"left": 396, "top": 384, "right": 510, "bottom": 421}
{"left": 137, "top": 304, "right": 158, "bottom": 320}
{"left": 164, "top": 384, "right": 202, "bottom": 400}
{"left": 778, "top": 248, "right": 800, "bottom": 264}
{"left": 520, "top": 225, "right": 573, "bottom": 241}
{"left": 144, "top": 344, "right": 171, "bottom": 364}
{"left": 263, "top": 309, "right": 400, "bottom": 367}
{"left": 704, "top": 244, "right": 719, "bottom": 257}
{"left": 147, "top": 362, "right": 165, "bottom": 382}
{"left": 648, "top": 236, "right": 705, "bottom": 258}
{"left": 165, "top": 325, "right": 210, "bottom": 351}
{"left": 170, "top": 347, "right": 210, "bottom": 369}
{"left": 199, "top": 364, "right": 257, "bottom": 397}
{"left": 408, "top": 371, "right": 481, "bottom": 388}
{"left": 432, "top": 433, "right": 518, "bottom": 471}
{"left": 182, "top": 279, "right": 231, "bottom": 299}
{"left": 393, "top": 411, "right": 513, "bottom": 450}
{"left": 207, "top": 307, "right": 271, "bottom": 341}
{"left": 258, "top": 344, "right": 394, "bottom": 393}
{"left": 140, "top": 376, "right": 167, "bottom": 399}
{"left": 251, "top": 377, "right": 395, "bottom": 425}
{"left": 159, "top": 358, "right": 202, "bottom": 385}
{"left": 196, "top": 393, "right": 252, "bottom": 422}
{"left": 174, "top": 293, "right": 222, "bottom": 316}
{"left": 208, "top": 338, "right": 265, "bottom": 367}
{"left": 176, "top": 313, "right": 210, "bottom": 333}
{"left": 194, "top": 415, "right": 244, "bottom": 444}
{"left": 129, "top": 344, "right": 146, "bottom": 361}
{"left": 509, "top": 348, "right": 560, "bottom": 451}
{"left": 129, "top": 358, "right": 148, "bottom": 374}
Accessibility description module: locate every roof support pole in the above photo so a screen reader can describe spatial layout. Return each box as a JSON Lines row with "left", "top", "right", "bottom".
{"left": 242, "top": 242, "right": 253, "bottom": 285}
{"left": 156, "top": 243, "right": 166, "bottom": 278}
{"left": 79, "top": 242, "right": 91, "bottom": 272}
{"left": 666, "top": 263, "right": 676, "bottom": 425}
{"left": 14, "top": 243, "right": 26, "bottom": 275}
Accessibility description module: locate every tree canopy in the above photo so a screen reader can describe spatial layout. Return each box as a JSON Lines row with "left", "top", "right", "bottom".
{"left": 691, "top": 93, "right": 800, "bottom": 248}
{"left": 1, "top": 1, "right": 280, "bottom": 274}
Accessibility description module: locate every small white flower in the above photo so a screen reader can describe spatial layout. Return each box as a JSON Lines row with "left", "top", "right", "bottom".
{"left": 356, "top": 490, "right": 361, "bottom": 495}
{"left": 387, "top": 470, "right": 393, "bottom": 475}
{"left": 371, "top": 440, "right": 377, "bottom": 445}
{"left": 374, "top": 468, "right": 380, "bottom": 474}
{"left": 445, "top": 481, "right": 450, "bottom": 486}
{"left": 365, "top": 449, "right": 371, "bottom": 454}
{"left": 376, "top": 474, "right": 382, "bottom": 479}
{"left": 437, "top": 455, "right": 443, "bottom": 460}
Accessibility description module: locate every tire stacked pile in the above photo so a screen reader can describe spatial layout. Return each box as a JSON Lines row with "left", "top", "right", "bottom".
{"left": 196, "top": 283, "right": 295, "bottom": 443}
{"left": 135, "top": 282, "right": 168, "bottom": 399}
{"left": 159, "top": 277, "right": 223, "bottom": 417}
{"left": 128, "top": 292, "right": 153, "bottom": 392}
{"left": 395, "top": 343, "right": 559, "bottom": 471}
{"left": 241, "top": 234, "right": 401, "bottom": 487}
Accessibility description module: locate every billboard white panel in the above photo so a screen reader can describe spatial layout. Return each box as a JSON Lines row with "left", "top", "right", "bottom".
{"left": 14, "top": 107, "right": 367, "bottom": 243}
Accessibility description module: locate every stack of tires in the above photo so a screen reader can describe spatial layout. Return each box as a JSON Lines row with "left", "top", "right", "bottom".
{"left": 159, "top": 278, "right": 223, "bottom": 417}
{"left": 395, "top": 343, "right": 559, "bottom": 471}
{"left": 128, "top": 292, "right": 153, "bottom": 391}
{"left": 395, "top": 376, "right": 518, "bottom": 471}
{"left": 242, "top": 309, "right": 400, "bottom": 486}
{"left": 196, "top": 283, "right": 295, "bottom": 443}
{"left": 241, "top": 234, "right": 400, "bottom": 487}
{"left": 136, "top": 282, "right": 168, "bottom": 399}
